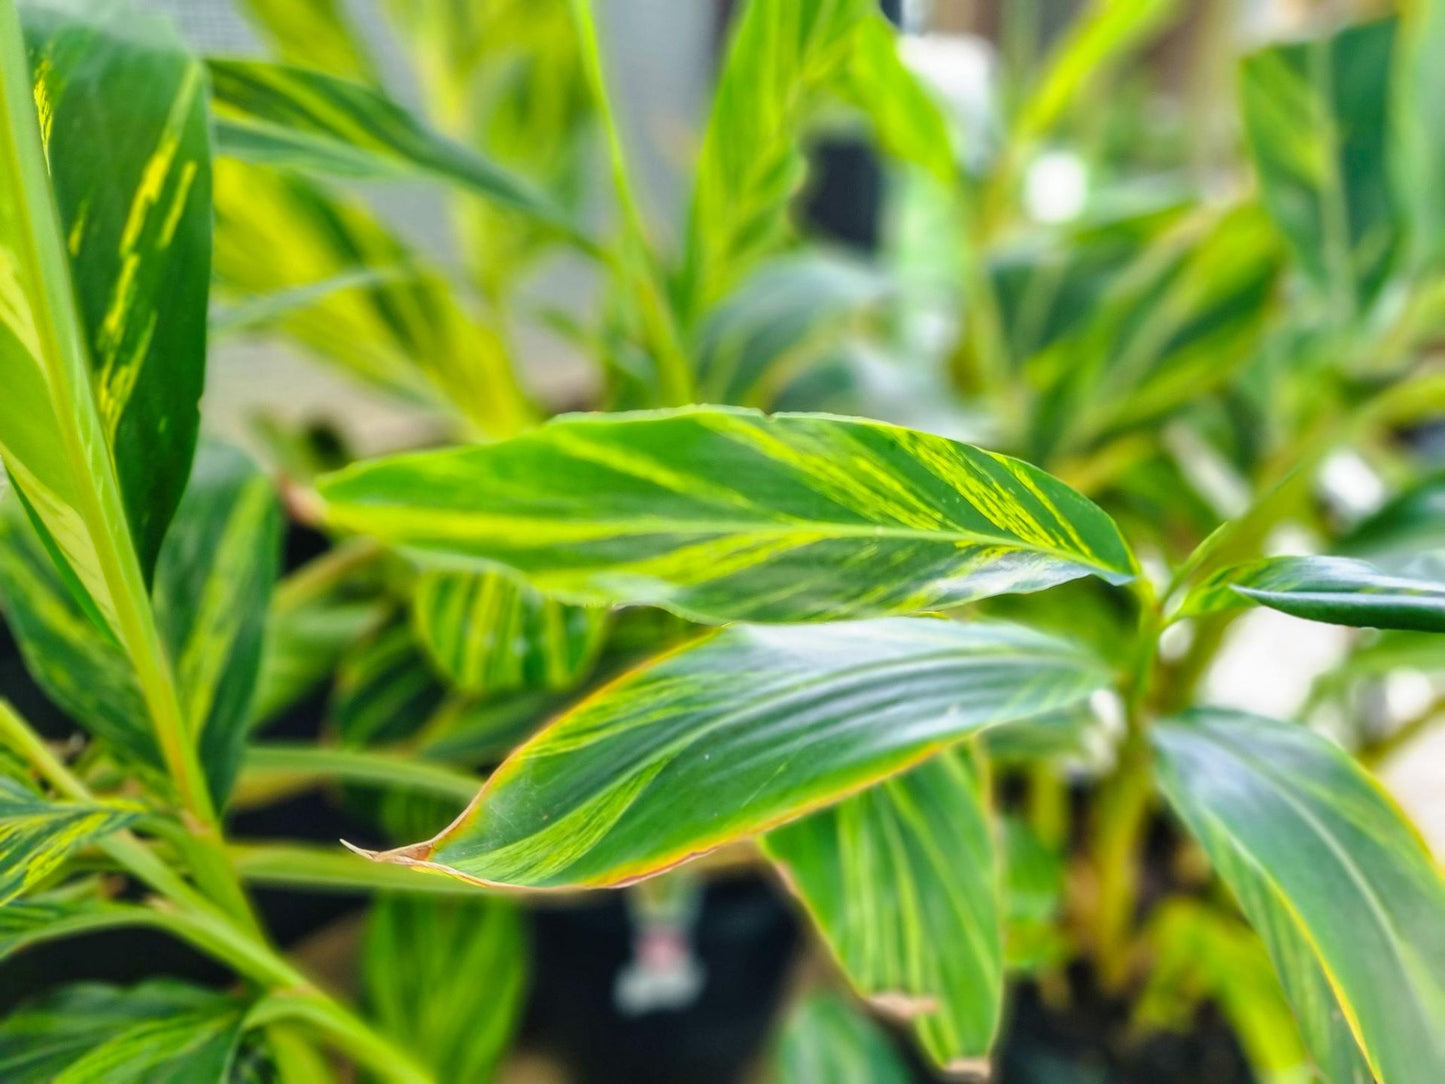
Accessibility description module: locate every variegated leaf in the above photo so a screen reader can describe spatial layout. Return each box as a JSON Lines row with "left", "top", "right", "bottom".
{"left": 350, "top": 619, "right": 1109, "bottom": 889}
{"left": 206, "top": 60, "right": 583, "bottom": 241}
{"left": 212, "top": 160, "right": 532, "bottom": 436}
{"left": 1179, "top": 555, "right": 1445, "bottom": 632}
{"left": 772, "top": 992, "right": 910, "bottom": 1084}
{"left": 318, "top": 408, "right": 1136, "bottom": 624}
{"left": 0, "top": 777, "right": 138, "bottom": 905}
{"left": 1154, "top": 710, "right": 1445, "bottom": 1083}
{"left": 412, "top": 569, "right": 609, "bottom": 697}
{"left": 1240, "top": 18, "right": 1400, "bottom": 312}
{"left": 764, "top": 749, "right": 1002, "bottom": 1069}
{"left": 681, "top": 0, "right": 949, "bottom": 319}
{"left": 21, "top": 0, "right": 211, "bottom": 580}
{"left": 0, "top": 445, "right": 280, "bottom": 806}
{"left": 0, "top": 980, "right": 248, "bottom": 1082}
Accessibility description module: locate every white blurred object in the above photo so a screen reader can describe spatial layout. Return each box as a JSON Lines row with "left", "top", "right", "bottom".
{"left": 1381, "top": 727, "right": 1445, "bottom": 859}
{"left": 1319, "top": 450, "right": 1387, "bottom": 519}
{"left": 1385, "top": 670, "right": 1438, "bottom": 724}
{"left": 1023, "top": 150, "right": 1089, "bottom": 224}
{"left": 899, "top": 33, "right": 998, "bottom": 168}
{"left": 1202, "top": 608, "right": 1351, "bottom": 718}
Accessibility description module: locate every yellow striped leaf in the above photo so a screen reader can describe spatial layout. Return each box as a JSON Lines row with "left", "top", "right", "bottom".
{"left": 349, "top": 619, "right": 1109, "bottom": 889}
{"left": 412, "top": 569, "right": 609, "bottom": 697}
{"left": 764, "top": 749, "right": 1002, "bottom": 1069}
{"left": 681, "top": 0, "right": 951, "bottom": 319}
{"left": 0, "top": 445, "right": 281, "bottom": 806}
{"left": 1154, "top": 709, "right": 1445, "bottom": 1083}
{"left": 0, "top": 777, "right": 138, "bottom": 906}
{"left": 318, "top": 407, "right": 1136, "bottom": 624}
{"left": 1240, "top": 18, "right": 1400, "bottom": 312}
{"left": 773, "top": 992, "right": 910, "bottom": 1084}
{"left": 19, "top": 0, "right": 212, "bottom": 581}
{"left": 0, "top": 980, "right": 247, "bottom": 1082}
{"left": 207, "top": 60, "right": 585, "bottom": 242}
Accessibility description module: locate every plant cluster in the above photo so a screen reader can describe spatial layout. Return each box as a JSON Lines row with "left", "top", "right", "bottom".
{"left": 1, "top": 0, "right": 1443, "bottom": 1081}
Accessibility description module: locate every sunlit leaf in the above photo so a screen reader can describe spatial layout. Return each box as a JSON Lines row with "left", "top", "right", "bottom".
{"left": 363, "top": 895, "right": 527, "bottom": 1082}
{"left": 772, "top": 992, "right": 910, "bottom": 1084}
{"left": 350, "top": 619, "right": 1109, "bottom": 889}
{"left": 1391, "top": 0, "right": 1445, "bottom": 271}
{"left": 0, "top": 778, "right": 138, "bottom": 905}
{"left": 412, "top": 569, "right": 609, "bottom": 697}
{"left": 0, "top": 980, "right": 248, "bottom": 1082}
{"left": 318, "top": 407, "right": 1136, "bottom": 624}
{"left": 1153, "top": 709, "right": 1445, "bottom": 1083}
{"left": 764, "top": 749, "right": 1002, "bottom": 1069}
{"left": 1241, "top": 18, "right": 1400, "bottom": 312}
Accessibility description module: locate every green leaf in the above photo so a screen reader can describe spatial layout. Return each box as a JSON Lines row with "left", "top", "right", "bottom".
{"left": 681, "top": 0, "right": 947, "bottom": 318}
{"left": 1240, "top": 18, "right": 1400, "bottom": 312}
{"left": 0, "top": 0, "right": 201, "bottom": 631}
{"left": 1182, "top": 555, "right": 1445, "bottom": 632}
{"left": 693, "top": 253, "right": 891, "bottom": 406}
{"left": 236, "top": 0, "right": 375, "bottom": 85}
{"left": 0, "top": 445, "right": 281, "bottom": 805}
{"left": 318, "top": 407, "right": 1136, "bottom": 624}
{"left": 0, "top": 778, "right": 138, "bottom": 905}
{"left": 212, "top": 160, "right": 533, "bottom": 435}
{"left": 21, "top": 0, "right": 211, "bottom": 582}
{"left": 1392, "top": 0, "right": 1445, "bottom": 270}
{"left": 412, "top": 569, "right": 609, "bottom": 697}
{"left": 152, "top": 445, "right": 282, "bottom": 802}
{"left": 0, "top": 980, "right": 248, "bottom": 1083}
{"left": 1153, "top": 709, "right": 1445, "bottom": 1083}
{"left": 1336, "top": 471, "right": 1445, "bottom": 560}
{"left": 763, "top": 749, "right": 1002, "bottom": 1069}
{"left": 206, "top": 60, "right": 585, "bottom": 242}
{"left": 363, "top": 895, "right": 527, "bottom": 1082}
{"left": 772, "top": 992, "right": 910, "bottom": 1084}
{"left": 350, "top": 618, "right": 1108, "bottom": 889}
{"left": 331, "top": 624, "right": 447, "bottom": 748}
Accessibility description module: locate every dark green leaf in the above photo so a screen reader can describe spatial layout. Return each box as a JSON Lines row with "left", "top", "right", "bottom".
{"left": 0, "top": 778, "right": 138, "bottom": 905}
{"left": 1240, "top": 18, "right": 1400, "bottom": 312}
{"left": 1153, "top": 709, "right": 1445, "bottom": 1082}
{"left": 764, "top": 750, "right": 1002, "bottom": 1068}
{"left": 363, "top": 895, "right": 527, "bottom": 1082}
{"left": 351, "top": 618, "right": 1109, "bottom": 889}
{"left": 318, "top": 407, "right": 1136, "bottom": 624}
{"left": 1183, "top": 555, "right": 1445, "bottom": 632}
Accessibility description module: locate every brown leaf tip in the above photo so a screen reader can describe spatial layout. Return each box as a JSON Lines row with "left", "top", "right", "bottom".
{"left": 867, "top": 990, "right": 939, "bottom": 1019}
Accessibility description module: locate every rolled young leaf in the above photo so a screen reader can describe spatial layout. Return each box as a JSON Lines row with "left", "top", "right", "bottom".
{"left": 348, "top": 619, "right": 1109, "bottom": 889}
{"left": 22, "top": 0, "right": 212, "bottom": 581}
{"left": 763, "top": 749, "right": 1002, "bottom": 1070}
{"left": 318, "top": 407, "right": 1136, "bottom": 624}
{"left": 206, "top": 59, "right": 585, "bottom": 242}
{"left": 1180, "top": 555, "right": 1445, "bottom": 631}
{"left": 0, "top": 777, "right": 139, "bottom": 906}
{"left": 1153, "top": 709, "right": 1445, "bottom": 1083}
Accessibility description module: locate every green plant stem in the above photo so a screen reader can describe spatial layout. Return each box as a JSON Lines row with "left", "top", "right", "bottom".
{"left": 251, "top": 994, "right": 433, "bottom": 1084}
{"left": 1090, "top": 581, "right": 1161, "bottom": 992}
{"left": 240, "top": 742, "right": 480, "bottom": 805}
{"left": 567, "top": 0, "right": 695, "bottom": 406}
{"left": 0, "top": 700, "right": 435, "bottom": 1081}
